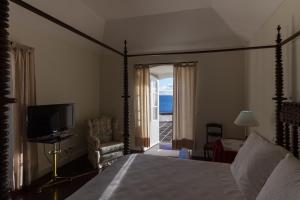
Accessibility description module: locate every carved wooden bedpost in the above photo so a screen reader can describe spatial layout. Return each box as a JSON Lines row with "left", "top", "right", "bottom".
{"left": 292, "top": 124, "right": 299, "bottom": 158}
{"left": 273, "top": 26, "right": 286, "bottom": 146}
{"left": 123, "top": 40, "right": 130, "bottom": 155}
{"left": 1, "top": 0, "right": 15, "bottom": 199}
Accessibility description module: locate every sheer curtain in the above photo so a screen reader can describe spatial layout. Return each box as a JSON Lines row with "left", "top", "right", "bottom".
{"left": 11, "top": 46, "right": 38, "bottom": 190}
{"left": 134, "top": 65, "right": 150, "bottom": 148}
{"left": 173, "top": 63, "right": 196, "bottom": 149}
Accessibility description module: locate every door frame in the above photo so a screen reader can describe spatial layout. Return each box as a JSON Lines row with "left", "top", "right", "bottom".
{"left": 149, "top": 74, "right": 160, "bottom": 147}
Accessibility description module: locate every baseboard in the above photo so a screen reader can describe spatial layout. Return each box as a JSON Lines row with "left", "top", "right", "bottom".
{"left": 37, "top": 148, "right": 88, "bottom": 179}
{"left": 192, "top": 149, "right": 204, "bottom": 157}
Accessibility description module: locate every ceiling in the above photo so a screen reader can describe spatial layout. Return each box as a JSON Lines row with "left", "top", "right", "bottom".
{"left": 212, "top": 0, "right": 286, "bottom": 40}
{"left": 21, "top": 0, "right": 286, "bottom": 53}
{"left": 103, "top": 8, "right": 246, "bottom": 53}
{"left": 82, "top": 0, "right": 211, "bottom": 19}
{"left": 82, "top": 0, "right": 286, "bottom": 41}
{"left": 150, "top": 65, "right": 173, "bottom": 80}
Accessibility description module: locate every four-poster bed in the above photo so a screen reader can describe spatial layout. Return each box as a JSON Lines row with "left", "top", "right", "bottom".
{"left": 0, "top": 1, "right": 16, "bottom": 199}
{"left": 1, "top": 0, "right": 300, "bottom": 199}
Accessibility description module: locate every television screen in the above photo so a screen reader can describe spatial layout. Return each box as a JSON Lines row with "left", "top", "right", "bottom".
{"left": 27, "top": 104, "right": 74, "bottom": 139}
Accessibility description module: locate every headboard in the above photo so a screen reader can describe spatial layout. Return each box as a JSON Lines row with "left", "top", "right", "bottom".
{"left": 279, "top": 102, "right": 300, "bottom": 158}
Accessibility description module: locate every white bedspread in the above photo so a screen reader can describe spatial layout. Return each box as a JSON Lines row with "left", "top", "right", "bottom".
{"left": 67, "top": 154, "right": 245, "bottom": 200}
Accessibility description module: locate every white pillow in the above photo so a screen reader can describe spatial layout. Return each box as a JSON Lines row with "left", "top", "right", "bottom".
{"left": 256, "top": 154, "right": 300, "bottom": 200}
{"left": 231, "top": 133, "right": 288, "bottom": 200}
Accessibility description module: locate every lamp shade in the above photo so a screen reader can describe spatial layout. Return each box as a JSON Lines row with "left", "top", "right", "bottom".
{"left": 234, "top": 111, "right": 259, "bottom": 127}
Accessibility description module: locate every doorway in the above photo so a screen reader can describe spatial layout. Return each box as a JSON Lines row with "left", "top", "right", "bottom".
{"left": 149, "top": 75, "right": 159, "bottom": 147}
{"left": 150, "top": 65, "right": 173, "bottom": 149}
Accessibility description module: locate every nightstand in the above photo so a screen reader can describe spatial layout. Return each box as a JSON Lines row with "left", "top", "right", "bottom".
{"left": 213, "top": 139, "right": 244, "bottom": 163}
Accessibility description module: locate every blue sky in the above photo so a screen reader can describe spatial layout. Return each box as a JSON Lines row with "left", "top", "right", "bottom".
{"left": 159, "top": 78, "right": 173, "bottom": 95}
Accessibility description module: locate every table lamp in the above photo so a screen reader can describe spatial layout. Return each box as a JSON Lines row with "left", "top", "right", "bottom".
{"left": 234, "top": 110, "right": 259, "bottom": 139}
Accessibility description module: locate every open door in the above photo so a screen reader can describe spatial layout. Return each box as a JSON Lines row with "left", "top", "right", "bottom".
{"left": 150, "top": 75, "right": 159, "bottom": 147}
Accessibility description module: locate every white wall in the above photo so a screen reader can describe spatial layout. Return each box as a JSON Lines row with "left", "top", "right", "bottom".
{"left": 9, "top": 3, "right": 103, "bottom": 178}
{"left": 99, "top": 52, "right": 246, "bottom": 155}
{"left": 247, "top": 0, "right": 300, "bottom": 142}
{"left": 24, "top": 0, "right": 106, "bottom": 41}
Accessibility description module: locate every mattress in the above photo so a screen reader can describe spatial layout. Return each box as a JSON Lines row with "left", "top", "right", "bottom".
{"left": 67, "top": 154, "right": 245, "bottom": 200}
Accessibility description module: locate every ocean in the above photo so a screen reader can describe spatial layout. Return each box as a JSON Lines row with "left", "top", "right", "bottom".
{"left": 159, "top": 95, "right": 173, "bottom": 113}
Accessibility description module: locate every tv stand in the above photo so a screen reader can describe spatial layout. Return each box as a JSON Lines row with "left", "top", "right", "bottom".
{"left": 30, "top": 134, "right": 74, "bottom": 192}
{"left": 28, "top": 132, "right": 73, "bottom": 144}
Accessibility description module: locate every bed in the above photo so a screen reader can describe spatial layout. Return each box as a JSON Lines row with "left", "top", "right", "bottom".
{"left": 66, "top": 130, "right": 299, "bottom": 200}
{"left": 67, "top": 154, "right": 244, "bottom": 200}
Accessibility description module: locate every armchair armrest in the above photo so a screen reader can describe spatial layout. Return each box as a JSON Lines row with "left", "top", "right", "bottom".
{"left": 88, "top": 135, "right": 100, "bottom": 149}
{"left": 87, "top": 135, "right": 101, "bottom": 169}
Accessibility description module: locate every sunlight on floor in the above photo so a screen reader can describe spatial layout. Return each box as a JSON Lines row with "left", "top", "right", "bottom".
{"left": 98, "top": 154, "right": 137, "bottom": 200}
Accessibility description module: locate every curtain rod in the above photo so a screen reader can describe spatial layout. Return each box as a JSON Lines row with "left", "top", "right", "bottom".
{"left": 135, "top": 61, "right": 198, "bottom": 67}
{"left": 9, "top": 0, "right": 124, "bottom": 56}
{"left": 10, "top": 41, "right": 34, "bottom": 50}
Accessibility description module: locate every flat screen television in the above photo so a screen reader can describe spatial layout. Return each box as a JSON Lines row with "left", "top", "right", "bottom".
{"left": 27, "top": 103, "right": 74, "bottom": 139}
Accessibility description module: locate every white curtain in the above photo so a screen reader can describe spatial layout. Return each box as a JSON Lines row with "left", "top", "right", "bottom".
{"left": 11, "top": 46, "right": 38, "bottom": 190}
{"left": 134, "top": 65, "right": 150, "bottom": 148}
{"left": 173, "top": 63, "right": 196, "bottom": 149}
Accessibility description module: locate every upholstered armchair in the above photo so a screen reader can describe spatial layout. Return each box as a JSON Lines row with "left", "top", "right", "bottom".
{"left": 87, "top": 116, "right": 124, "bottom": 169}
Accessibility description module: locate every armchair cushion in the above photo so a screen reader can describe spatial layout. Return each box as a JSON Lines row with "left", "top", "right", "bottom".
{"left": 99, "top": 116, "right": 113, "bottom": 142}
{"left": 99, "top": 142, "right": 124, "bottom": 155}
{"left": 88, "top": 116, "right": 113, "bottom": 143}
{"left": 101, "top": 151, "right": 123, "bottom": 163}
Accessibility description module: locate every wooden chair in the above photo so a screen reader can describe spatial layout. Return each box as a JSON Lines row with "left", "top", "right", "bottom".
{"left": 203, "top": 123, "right": 223, "bottom": 160}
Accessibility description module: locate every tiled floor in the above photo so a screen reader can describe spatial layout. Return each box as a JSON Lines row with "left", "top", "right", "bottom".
{"left": 159, "top": 121, "right": 173, "bottom": 143}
